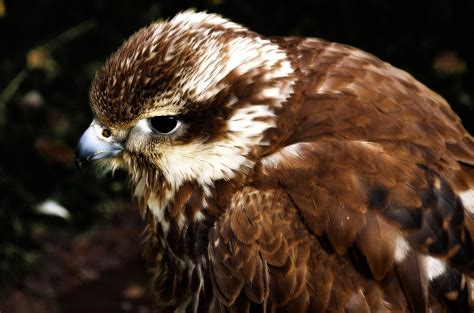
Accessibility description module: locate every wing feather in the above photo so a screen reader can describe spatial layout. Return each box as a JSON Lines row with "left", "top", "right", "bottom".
{"left": 209, "top": 187, "right": 397, "bottom": 312}
{"left": 209, "top": 37, "right": 474, "bottom": 312}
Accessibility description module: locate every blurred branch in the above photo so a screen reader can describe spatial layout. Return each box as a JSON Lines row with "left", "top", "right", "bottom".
{"left": 0, "top": 19, "right": 97, "bottom": 126}
{"left": 39, "top": 19, "right": 97, "bottom": 53}
{"left": 0, "top": 69, "right": 27, "bottom": 123}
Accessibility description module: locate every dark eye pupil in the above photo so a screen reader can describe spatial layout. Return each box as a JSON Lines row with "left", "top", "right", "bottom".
{"left": 150, "top": 116, "right": 178, "bottom": 134}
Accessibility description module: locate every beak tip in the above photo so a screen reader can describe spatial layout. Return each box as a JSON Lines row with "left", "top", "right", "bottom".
{"left": 74, "top": 149, "right": 88, "bottom": 169}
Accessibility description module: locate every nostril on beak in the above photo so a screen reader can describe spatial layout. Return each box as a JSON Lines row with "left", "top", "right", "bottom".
{"left": 75, "top": 124, "right": 124, "bottom": 170}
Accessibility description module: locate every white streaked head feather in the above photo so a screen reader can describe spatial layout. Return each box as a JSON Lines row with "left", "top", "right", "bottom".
{"left": 170, "top": 10, "right": 246, "bottom": 32}
{"left": 179, "top": 29, "right": 293, "bottom": 103}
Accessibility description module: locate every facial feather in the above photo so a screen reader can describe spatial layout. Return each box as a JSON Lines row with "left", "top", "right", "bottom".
{"left": 89, "top": 10, "right": 296, "bottom": 222}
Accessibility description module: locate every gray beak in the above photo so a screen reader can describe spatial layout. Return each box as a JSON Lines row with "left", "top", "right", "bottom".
{"left": 75, "top": 123, "right": 123, "bottom": 168}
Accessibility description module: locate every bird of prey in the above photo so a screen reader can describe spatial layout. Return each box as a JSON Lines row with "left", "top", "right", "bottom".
{"left": 76, "top": 10, "right": 474, "bottom": 313}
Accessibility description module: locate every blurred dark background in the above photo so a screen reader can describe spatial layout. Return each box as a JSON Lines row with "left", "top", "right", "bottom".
{"left": 0, "top": 0, "right": 472, "bottom": 312}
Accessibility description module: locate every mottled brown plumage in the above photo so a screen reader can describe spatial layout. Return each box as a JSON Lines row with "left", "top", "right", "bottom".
{"left": 77, "top": 10, "right": 474, "bottom": 312}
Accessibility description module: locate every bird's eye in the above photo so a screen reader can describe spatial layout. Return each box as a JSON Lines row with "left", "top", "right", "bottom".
{"left": 149, "top": 116, "right": 181, "bottom": 134}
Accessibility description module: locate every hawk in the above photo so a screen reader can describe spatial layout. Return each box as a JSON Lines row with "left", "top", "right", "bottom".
{"left": 76, "top": 10, "right": 474, "bottom": 312}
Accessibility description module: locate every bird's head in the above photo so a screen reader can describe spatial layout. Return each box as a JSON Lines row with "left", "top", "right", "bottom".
{"left": 76, "top": 11, "right": 296, "bottom": 211}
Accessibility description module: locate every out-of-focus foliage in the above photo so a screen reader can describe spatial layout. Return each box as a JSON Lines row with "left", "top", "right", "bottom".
{"left": 0, "top": 0, "right": 473, "bottom": 310}
{"left": 0, "top": 0, "right": 160, "bottom": 291}
{"left": 0, "top": 0, "right": 5, "bottom": 17}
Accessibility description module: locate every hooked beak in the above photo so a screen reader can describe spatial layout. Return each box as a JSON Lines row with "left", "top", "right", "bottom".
{"left": 75, "top": 123, "right": 123, "bottom": 168}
